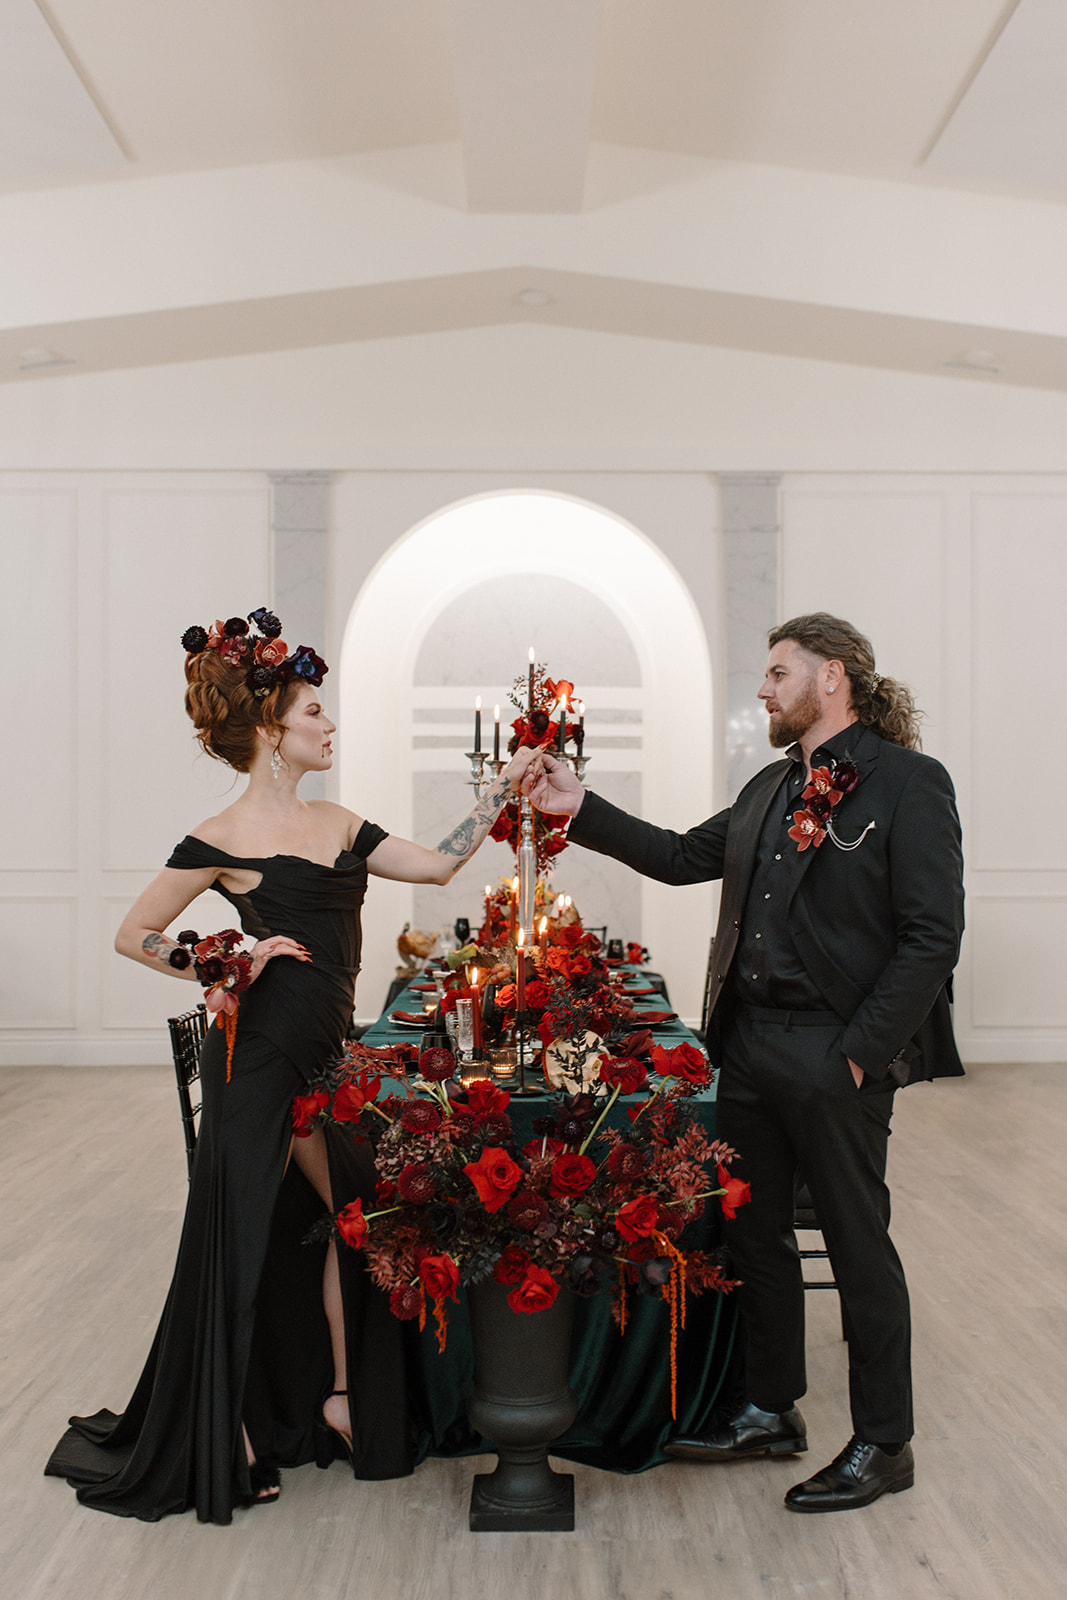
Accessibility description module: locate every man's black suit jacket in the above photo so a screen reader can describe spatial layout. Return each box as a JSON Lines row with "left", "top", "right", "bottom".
{"left": 568, "top": 725, "right": 964, "bottom": 1087}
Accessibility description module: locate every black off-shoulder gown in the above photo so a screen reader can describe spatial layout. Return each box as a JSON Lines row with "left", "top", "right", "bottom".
{"left": 45, "top": 823, "right": 416, "bottom": 1522}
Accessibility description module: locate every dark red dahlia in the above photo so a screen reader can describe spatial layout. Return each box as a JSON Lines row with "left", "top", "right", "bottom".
{"left": 389, "top": 1283, "right": 424, "bottom": 1320}
{"left": 506, "top": 1190, "right": 549, "bottom": 1231}
{"left": 397, "top": 1163, "right": 438, "bottom": 1203}
{"left": 400, "top": 1100, "right": 441, "bottom": 1134}
{"left": 607, "top": 1143, "right": 646, "bottom": 1181}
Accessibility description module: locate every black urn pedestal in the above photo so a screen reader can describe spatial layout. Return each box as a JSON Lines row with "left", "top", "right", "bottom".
{"left": 466, "top": 1280, "right": 578, "bottom": 1532}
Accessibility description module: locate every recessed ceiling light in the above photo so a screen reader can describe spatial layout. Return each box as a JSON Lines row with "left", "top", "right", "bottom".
{"left": 943, "top": 348, "right": 999, "bottom": 374}
{"left": 513, "top": 288, "right": 552, "bottom": 308}
{"left": 18, "top": 347, "right": 77, "bottom": 371}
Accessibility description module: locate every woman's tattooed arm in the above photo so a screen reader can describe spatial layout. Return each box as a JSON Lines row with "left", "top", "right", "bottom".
{"left": 434, "top": 771, "right": 513, "bottom": 875}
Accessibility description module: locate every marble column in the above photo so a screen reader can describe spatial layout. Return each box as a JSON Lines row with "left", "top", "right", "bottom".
{"left": 720, "top": 472, "right": 780, "bottom": 801}
{"left": 270, "top": 471, "right": 330, "bottom": 800}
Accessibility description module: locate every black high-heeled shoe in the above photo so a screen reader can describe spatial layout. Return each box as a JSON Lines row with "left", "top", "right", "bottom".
{"left": 315, "top": 1389, "right": 353, "bottom": 1466}
{"left": 243, "top": 1458, "right": 281, "bottom": 1505}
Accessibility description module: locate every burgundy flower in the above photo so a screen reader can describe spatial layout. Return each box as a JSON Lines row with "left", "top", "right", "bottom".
{"left": 833, "top": 761, "right": 860, "bottom": 795}
{"left": 477, "top": 1113, "right": 513, "bottom": 1145}
{"left": 397, "top": 1163, "right": 438, "bottom": 1203}
{"left": 389, "top": 1283, "right": 423, "bottom": 1320}
{"left": 507, "top": 1190, "right": 549, "bottom": 1231}
{"left": 607, "top": 1143, "right": 646, "bottom": 1181}
{"left": 167, "top": 947, "right": 192, "bottom": 970}
{"left": 181, "top": 625, "right": 208, "bottom": 653}
{"left": 223, "top": 617, "right": 249, "bottom": 636}
{"left": 400, "top": 1100, "right": 441, "bottom": 1134}
{"left": 806, "top": 794, "right": 833, "bottom": 822}
{"left": 418, "top": 1046, "right": 456, "bottom": 1083}
{"left": 248, "top": 607, "right": 283, "bottom": 638}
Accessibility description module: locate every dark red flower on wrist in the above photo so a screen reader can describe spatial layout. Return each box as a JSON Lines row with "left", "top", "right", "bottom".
{"left": 291, "top": 1090, "right": 329, "bottom": 1137}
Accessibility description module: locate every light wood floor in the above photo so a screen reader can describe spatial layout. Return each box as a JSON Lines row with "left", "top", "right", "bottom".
{"left": 3, "top": 1061, "right": 1065, "bottom": 1600}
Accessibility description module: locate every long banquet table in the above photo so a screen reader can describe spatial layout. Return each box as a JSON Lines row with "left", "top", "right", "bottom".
{"left": 355, "top": 968, "right": 743, "bottom": 1475}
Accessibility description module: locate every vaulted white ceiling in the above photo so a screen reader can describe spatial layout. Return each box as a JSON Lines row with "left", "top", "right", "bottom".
{"left": 4, "top": 0, "right": 1066, "bottom": 390}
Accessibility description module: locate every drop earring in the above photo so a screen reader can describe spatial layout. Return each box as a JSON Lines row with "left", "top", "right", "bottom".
{"left": 271, "top": 748, "right": 282, "bottom": 779}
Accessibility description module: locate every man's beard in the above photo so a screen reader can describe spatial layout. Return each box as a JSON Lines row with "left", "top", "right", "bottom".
{"left": 768, "top": 674, "right": 821, "bottom": 748}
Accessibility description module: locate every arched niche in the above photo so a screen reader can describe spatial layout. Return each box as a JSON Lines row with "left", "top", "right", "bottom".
{"left": 338, "top": 490, "right": 714, "bottom": 1021}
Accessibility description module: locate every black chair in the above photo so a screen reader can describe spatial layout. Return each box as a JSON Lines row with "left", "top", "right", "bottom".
{"left": 700, "top": 936, "right": 716, "bottom": 1034}
{"left": 168, "top": 1003, "right": 208, "bottom": 1181}
{"left": 794, "top": 1176, "right": 845, "bottom": 1335}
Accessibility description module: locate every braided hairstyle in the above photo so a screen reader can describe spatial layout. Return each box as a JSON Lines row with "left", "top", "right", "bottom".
{"left": 184, "top": 649, "right": 301, "bottom": 771}
{"left": 768, "top": 612, "right": 923, "bottom": 750}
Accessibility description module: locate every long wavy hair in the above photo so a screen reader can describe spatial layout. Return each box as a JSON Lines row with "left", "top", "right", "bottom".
{"left": 768, "top": 613, "right": 923, "bottom": 750}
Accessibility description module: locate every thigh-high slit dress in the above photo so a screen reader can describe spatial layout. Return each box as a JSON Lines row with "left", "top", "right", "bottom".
{"left": 45, "top": 822, "right": 417, "bottom": 1522}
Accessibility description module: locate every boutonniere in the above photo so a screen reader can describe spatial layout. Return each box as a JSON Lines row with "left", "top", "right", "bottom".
{"left": 788, "top": 760, "right": 875, "bottom": 853}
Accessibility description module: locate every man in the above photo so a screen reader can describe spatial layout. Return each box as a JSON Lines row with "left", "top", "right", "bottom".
{"left": 523, "top": 613, "right": 964, "bottom": 1512}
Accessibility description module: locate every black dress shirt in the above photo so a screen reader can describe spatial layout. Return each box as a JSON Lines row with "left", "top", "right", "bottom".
{"left": 733, "top": 724, "right": 862, "bottom": 1010}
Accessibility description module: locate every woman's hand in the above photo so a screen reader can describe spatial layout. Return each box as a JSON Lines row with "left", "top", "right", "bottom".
{"left": 500, "top": 743, "right": 544, "bottom": 789}
{"left": 248, "top": 935, "right": 312, "bottom": 983}
{"left": 521, "top": 749, "right": 586, "bottom": 818}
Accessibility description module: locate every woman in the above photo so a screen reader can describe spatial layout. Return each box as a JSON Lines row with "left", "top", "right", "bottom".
{"left": 45, "top": 610, "right": 532, "bottom": 1523}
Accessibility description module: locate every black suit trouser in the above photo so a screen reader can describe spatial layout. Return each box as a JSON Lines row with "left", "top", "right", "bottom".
{"left": 716, "top": 1010, "right": 913, "bottom": 1445}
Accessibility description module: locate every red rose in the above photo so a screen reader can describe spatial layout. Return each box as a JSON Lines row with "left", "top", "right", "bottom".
{"left": 537, "top": 1012, "right": 558, "bottom": 1046}
{"left": 549, "top": 1152, "right": 596, "bottom": 1197}
{"left": 506, "top": 1264, "right": 561, "bottom": 1314}
{"left": 650, "top": 1042, "right": 710, "bottom": 1088}
{"left": 493, "top": 1245, "right": 531, "bottom": 1286}
{"left": 336, "top": 1199, "right": 368, "bottom": 1249}
{"left": 717, "top": 1162, "right": 752, "bottom": 1220}
{"left": 494, "top": 983, "right": 517, "bottom": 1010}
{"left": 332, "top": 1072, "right": 381, "bottom": 1121}
{"left": 464, "top": 1080, "right": 510, "bottom": 1120}
{"left": 524, "top": 980, "right": 550, "bottom": 1009}
{"left": 464, "top": 1147, "right": 523, "bottom": 1212}
{"left": 569, "top": 954, "right": 592, "bottom": 977}
{"left": 291, "top": 1090, "right": 329, "bottom": 1137}
{"left": 616, "top": 1195, "right": 659, "bottom": 1241}
{"left": 419, "top": 1253, "right": 460, "bottom": 1302}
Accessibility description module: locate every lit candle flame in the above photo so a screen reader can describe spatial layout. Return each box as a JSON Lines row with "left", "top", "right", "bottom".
{"left": 517, "top": 928, "right": 525, "bottom": 949}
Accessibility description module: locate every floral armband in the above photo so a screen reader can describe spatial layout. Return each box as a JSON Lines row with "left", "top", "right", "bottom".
{"left": 169, "top": 929, "right": 253, "bottom": 1080}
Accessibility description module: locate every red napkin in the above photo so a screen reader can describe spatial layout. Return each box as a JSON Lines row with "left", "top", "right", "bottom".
{"left": 391, "top": 1010, "right": 433, "bottom": 1025}
{"left": 625, "top": 1010, "right": 676, "bottom": 1027}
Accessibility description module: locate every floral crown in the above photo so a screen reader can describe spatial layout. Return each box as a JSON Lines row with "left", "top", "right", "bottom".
{"left": 181, "top": 608, "right": 328, "bottom": 695}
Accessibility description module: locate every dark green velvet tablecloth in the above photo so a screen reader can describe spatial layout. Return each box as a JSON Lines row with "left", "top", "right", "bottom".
{"left": 359, "top": 970, "right": 742, "bottom": 1473}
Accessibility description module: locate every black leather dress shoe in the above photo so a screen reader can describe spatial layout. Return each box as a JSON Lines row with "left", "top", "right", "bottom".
{"left": 784, "top": 1437, "right": 914, "bottom": 1512}
{"left": 663, "top": 1400, "right": 807, "bottom": 1461}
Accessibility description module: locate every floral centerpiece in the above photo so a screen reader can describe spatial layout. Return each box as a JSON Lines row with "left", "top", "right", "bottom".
{"left": 488, "top": 666, "right": 581, "bottom": 871}
{"left": 293, "top": 1037, "right": 749, "bottom": 1414}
